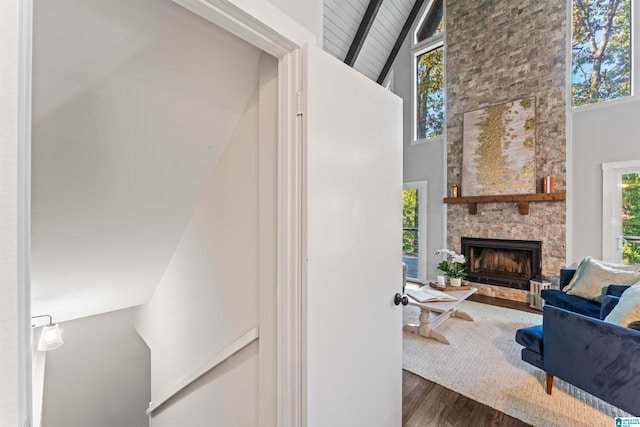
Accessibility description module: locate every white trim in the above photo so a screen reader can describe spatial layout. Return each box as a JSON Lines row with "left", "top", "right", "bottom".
{"left": 565, "top": 0, "right": 574, "bottom": 266}
{"left": 412, "top": 134, "right": 444, "bottom": 146}
{"left": 602, "top": 159, "right": 640, "bottom": 263}
{"left": 147, "top": 328, "right": 260, "bottom": 414}
{"left": 18, "top": 1, "right": 33, "bottom": 426}
{"left": 602, "top": 159, "right": 640, "bottom": 171}
{"left": 172, "top": 0, "right": 312, "bottom": 57}
{"left": 413, "top": 35, "right": 444, "bottom": 56}
{"left": 276, "top": 47, "right": 304, "bottom": 427}
{"left": 572, "top": 94, "right": 639, "bottom": 114}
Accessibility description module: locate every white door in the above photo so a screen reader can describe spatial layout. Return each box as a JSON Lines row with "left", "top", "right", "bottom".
{"left": 304, "top": 45, "right": 403, "bottom": 426}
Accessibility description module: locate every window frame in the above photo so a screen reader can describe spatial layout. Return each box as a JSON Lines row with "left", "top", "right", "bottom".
{"left": 602, "top": 159, "right": 640, "bottom": 263}
{"left": 411, "top": 0, "right": 445, "bottom": 145}
{"left": 570, "top": 0, "right": 636, "bottom": 109}
{"left": 403, "top": 180, "right": 428, "bottom": 283}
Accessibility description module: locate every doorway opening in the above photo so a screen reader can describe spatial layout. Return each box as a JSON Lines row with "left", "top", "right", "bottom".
{"left": 403, "top": 181, "right": 427, "bottom": 283}
{"left": 602, "top": 160, "right": 640, "bottom": 264}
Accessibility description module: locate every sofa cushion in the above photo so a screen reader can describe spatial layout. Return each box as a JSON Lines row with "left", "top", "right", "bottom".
{"left": 604, "top": 285, "right": 640, "bottom": 328}
{"left": 515, "top": 324, "right": 543, "bottom": 354}
{"left": 563, "top": 257, "right": 640, "bottom": 302}
{"left": 540, "top": 289, "right": 601, "bottom": 318}
{"left": 600, "top": 295, "right": 621, "bottom": 319}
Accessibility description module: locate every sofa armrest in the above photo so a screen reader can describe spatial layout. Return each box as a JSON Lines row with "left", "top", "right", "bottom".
{"left": 606, "top": 284, "right": 631, "bottom": 297}
{"left": 600, "top": 295, "right": 620, "bottom": 319}
{"left": 559, "top": 268, "right": 576, "bottom": 289}
{"left": 543, "top": 305, "right": 640, "bottom": 415}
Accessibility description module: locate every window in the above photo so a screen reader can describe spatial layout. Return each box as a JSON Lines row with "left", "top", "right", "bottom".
{"left": 572, "top": 0, "right": 632, "bottom": 106}
{"left": 403, "top": 181, "right": 428, "bottom": 283}
{"left": 602, "top": 160, "right": 640, "bottom": 264}
{"left": 621, "top": 172, "right": 640, "bottom": 263}
{"left": 413, "top": 0, "right": 444, "bottom": 142}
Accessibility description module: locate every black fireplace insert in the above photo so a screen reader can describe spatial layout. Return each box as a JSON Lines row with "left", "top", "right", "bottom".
{"left": 461, "top": 237, "right": 542, "bottom": 290}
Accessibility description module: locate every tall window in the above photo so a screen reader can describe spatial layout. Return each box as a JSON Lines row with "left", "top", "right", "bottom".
{"left": 414, "top": 0, "right": 444, "bottom": 142}
{"left": 572, "top": 0, "right": 632, "bottom": 106}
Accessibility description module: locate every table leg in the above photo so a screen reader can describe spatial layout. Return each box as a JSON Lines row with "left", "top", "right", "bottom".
{"left": 451, "top": 309, "right": 474, "bottom": 321}
{"left": 403, "top": 308, "right": 451, "bottom": 344}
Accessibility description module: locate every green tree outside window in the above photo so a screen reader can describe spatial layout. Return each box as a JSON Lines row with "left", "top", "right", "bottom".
{"left": 622, "top": 173, "right": 640, "bottom": 264}
{"left": 572, "top": 0, "right": 631, "bottom": 106}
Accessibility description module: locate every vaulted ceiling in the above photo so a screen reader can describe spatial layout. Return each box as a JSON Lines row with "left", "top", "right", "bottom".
{"left": 31, "top": 0, "right": 262, "bottom": 322}
{"left": 323, "top": 0, "right": 426, "bottom": 84}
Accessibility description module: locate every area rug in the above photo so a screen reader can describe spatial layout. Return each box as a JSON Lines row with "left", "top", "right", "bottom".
{"left": 403, "top": 301, "right": 632, "bottom": 427}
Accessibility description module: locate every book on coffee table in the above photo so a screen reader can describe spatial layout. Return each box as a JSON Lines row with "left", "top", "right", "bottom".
{"left": 408, "top": 288, "right": 457, "bottom": 303}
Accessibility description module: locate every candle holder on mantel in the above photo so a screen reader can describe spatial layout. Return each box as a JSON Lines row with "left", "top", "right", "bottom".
{"left": 451, "top": 184, "right": 459, "bottom": 198}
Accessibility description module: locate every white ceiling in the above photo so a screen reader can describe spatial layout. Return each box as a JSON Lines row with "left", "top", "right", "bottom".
{"left": 323, "top": 0, "right": 416, "bottom": 82}
{"left": 31, "top": 0, "right": 262, "bottom": 322}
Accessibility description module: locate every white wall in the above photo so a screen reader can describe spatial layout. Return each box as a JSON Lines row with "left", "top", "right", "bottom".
{"left": 570, "top": 99, "right": 640, "bottom": 263}
{"left": 390, "top": 31, "right": 447, "bottom": 278}
{"left": 31, "top": 0, "right": 262, "bottom": 322}
{"left": 267, "top": 0, "right": 323, "bottom": 45}
{"left": 0, "top": 1, "right": 23, "bottom": 425}
{"left": 135, "top": 83, "right": 262, "bottom": 425}
{"left": 41, "top": 308, "right": 150, "bottom": 427}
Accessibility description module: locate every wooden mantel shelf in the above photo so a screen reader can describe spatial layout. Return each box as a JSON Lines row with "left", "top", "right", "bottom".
{"left": 443, "top": 192, "right": 566, "bottom": 215}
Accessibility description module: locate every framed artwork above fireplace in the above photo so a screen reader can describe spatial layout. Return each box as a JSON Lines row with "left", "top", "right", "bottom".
{"left": 461, "top": 98, "right": 536, "bottom": 196}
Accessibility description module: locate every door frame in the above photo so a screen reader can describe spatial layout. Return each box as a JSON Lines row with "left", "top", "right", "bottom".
{"left": 602, "top": 159, "right": 640, "bottom": 263}
{"left": 403, "top": 180, "right": 428, "bottom": 284}
{"left": 15, "top": 1, "right": 311, "bottom": 426}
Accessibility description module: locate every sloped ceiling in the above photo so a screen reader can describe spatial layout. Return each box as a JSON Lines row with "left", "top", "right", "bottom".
{"left": 323, "top": 0, "right": 420, "bottom": 83}
{"left": 31, "top": 0, "right": 262, "bottom": 322}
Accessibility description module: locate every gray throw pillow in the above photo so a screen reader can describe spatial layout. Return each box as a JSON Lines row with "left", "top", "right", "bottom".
{"left": 563, "top": 257, "right": 640, "bottom": 302}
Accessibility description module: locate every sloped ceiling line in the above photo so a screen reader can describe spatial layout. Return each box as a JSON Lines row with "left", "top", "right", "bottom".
{"left": 325, "top": 0, "right": 426, "bottom": 85}
{"left": 344, "top": 0, "right": 384, "bottom": 66}
{"left": 377, "top": 0, "right": 426, "bottom": 84}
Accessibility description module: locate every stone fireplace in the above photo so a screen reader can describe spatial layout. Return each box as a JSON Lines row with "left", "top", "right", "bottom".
{"left": 461, "top": 237, "right": 542, "bottom": 291}
{"left": 442, "top": 0, "right": 567, "bottom": 302}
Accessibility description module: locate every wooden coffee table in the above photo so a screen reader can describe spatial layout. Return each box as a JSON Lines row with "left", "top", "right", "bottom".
{"left": 403, "top": 287, "right": 477, "bottom": 344}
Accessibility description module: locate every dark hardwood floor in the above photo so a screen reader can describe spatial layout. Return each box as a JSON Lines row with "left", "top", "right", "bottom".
{"left": 402, "top": 293, "right": 534, "bottom": 427}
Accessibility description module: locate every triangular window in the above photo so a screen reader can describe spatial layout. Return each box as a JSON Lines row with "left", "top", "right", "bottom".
{"left": 415, "top": 0, "right": 443, "bottom": 44}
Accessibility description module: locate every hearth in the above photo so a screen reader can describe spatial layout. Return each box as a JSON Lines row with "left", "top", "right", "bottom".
{"left": 461, "top": 237, "right": 542, "bottom": 290}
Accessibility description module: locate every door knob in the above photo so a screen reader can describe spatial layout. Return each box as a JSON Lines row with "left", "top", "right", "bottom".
{"left": 394, "top": 293, "right": 408, "bottom": 306}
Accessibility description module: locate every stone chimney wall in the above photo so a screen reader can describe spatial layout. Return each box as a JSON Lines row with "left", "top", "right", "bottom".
{"left": 445, "top": 0, "right": 567, "bottom": 280}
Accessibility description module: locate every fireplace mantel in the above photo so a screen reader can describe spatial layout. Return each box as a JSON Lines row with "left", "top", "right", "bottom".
{"left": 443, "top": 192, "right": 566, "bottom": 215}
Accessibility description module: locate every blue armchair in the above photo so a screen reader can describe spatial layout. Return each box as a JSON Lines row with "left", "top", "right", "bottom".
{"left": 516, "top": 282, "right": 640, "bottom": 415}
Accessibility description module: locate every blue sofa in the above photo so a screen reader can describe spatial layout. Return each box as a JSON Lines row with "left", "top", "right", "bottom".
{"left": 539, "top": 268, "right": 629, "bottom": 317}
{"left": 516, "top": 269, "right": 640, "bottom": 415}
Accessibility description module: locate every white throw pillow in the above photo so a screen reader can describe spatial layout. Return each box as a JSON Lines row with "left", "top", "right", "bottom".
{"left": 563, "top": 257, "right": 640, "bottom": 302}
{"left": 597, "top": 259, "right": 640, "bottom": 272}
{"left": 604, "top": 284, "right": 640, "bottom": 328}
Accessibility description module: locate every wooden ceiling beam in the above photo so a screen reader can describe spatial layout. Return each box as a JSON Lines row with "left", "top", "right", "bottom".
{"left": 377, "top": 0, "right": 426, "bottom": 85}
{"left": 344, "top": 0, "right": 385, "bottom": 67}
